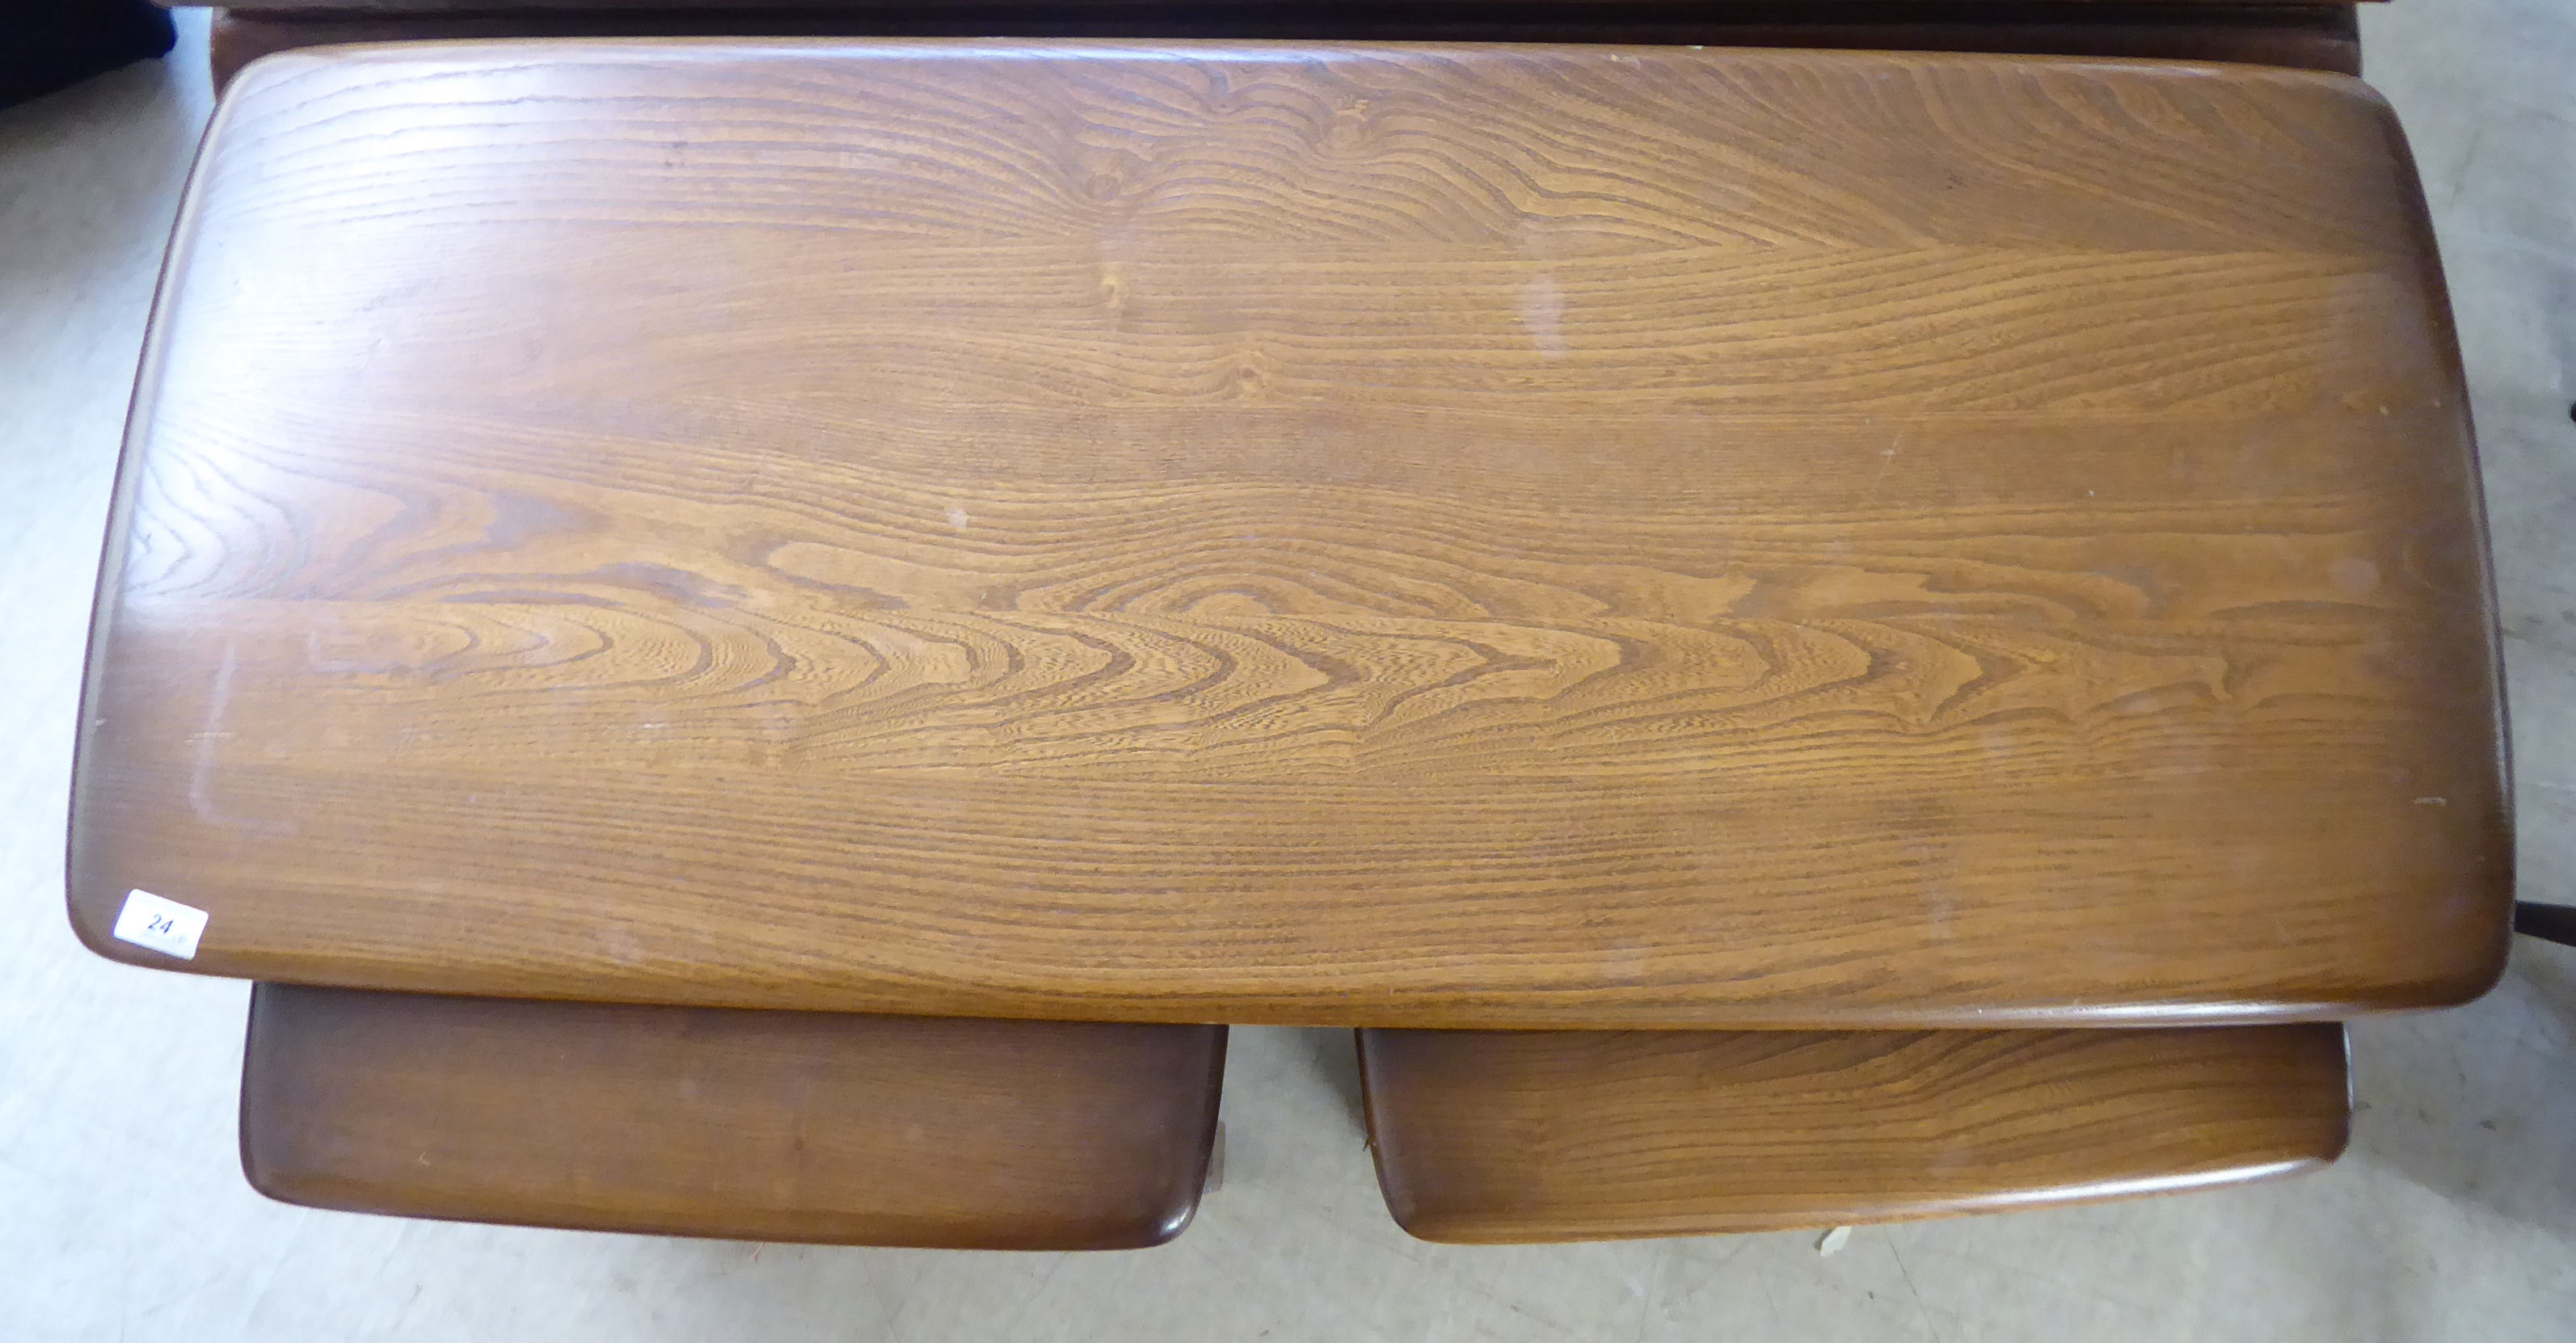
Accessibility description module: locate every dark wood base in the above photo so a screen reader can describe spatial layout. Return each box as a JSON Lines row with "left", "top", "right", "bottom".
{"left": 1360, "top": 1025, "right": 2350, "bottom": 1243}
{"left": 242, "top": 984, "right": 1227, "bottom": 1248}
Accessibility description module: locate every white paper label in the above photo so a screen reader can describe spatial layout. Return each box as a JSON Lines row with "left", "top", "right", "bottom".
{"left": 112, "top": 889, "right": 209, "bottom": 960}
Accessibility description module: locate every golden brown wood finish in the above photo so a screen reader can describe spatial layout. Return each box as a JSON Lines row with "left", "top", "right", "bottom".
{"left": 203, "top": 6, "right": 2367, "bottom": 92}
{"left": 1360, "top": 1025, "right": 2350, "bottom": 1242}
{"left": 241, "top": 984, "right": 1225, "bottom": 1247}
{"left": 74, "top": 43, "right": 2504, "bottom": 1027}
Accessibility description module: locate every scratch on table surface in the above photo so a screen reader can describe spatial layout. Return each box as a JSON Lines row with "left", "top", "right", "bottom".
{"left": 185, "top": 640, "right": 293, "bottom": 836}
{"left": 1861, "top": 423, "right": 1911, "bottom": 506}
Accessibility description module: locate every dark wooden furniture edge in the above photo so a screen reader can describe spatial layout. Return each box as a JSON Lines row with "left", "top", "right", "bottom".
{"left": 241, "top": 984, "right": 1229, "bottom": 1248}
{"left": 1356, "top": 1025, "right": 2351, "bottom": 1244}
{"left": 207, "top": 4, "right": 2364, "bottom": 91}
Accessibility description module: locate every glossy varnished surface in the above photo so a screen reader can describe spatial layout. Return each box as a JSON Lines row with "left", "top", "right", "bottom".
{"left": 74, "top": 42, "right": 2504, "bottom": 1025}
{"left": 1360, "top": 1025, "right": 2350, "bottom": 1242}
{"left": 240, "top": 985, "right": 1225, "bottom": 1247}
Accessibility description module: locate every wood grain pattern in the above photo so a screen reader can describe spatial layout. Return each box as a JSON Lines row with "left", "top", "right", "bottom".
{"left": 72, "top": 43, "right": 2505, "bottom": 1026}
{"left": 204, "top": 6, "right": 2367, "bottom": 95}
{"left": 240, "top": 984, "right": 1225, "bottom": 1247}
{"left": 1360, "top": 1024, "right": 2349, "bottom": 1242}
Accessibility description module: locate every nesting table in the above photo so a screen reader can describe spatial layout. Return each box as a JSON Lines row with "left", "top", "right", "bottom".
{"left": 71, "top": 38, "right": 2508, "bottom": 1244}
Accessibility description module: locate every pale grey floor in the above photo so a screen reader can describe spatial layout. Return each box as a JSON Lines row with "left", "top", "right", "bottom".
{"left": 3, "top": 9, "right": 2571, "bottom": 1341}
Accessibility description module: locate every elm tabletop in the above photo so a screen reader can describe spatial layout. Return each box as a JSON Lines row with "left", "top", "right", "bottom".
{"left": 71, "top": 40, "right": 2506, "bottom": 1027}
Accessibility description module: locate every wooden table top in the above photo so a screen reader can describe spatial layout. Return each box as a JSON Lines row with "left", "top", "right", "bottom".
{"left": 72, "top": 41, "right": 2507, "bottom": 1028}
{"left": 1360, "top": 1024, "right": 2350, "bottom": 1240}
{"left": 242, "top": 986, "right": 1225, "bottom": 1247}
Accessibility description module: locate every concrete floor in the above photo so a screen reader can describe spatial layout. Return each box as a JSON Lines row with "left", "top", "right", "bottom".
{"left": 3, "top": 8, "right": 2571, "bottom": 1340}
